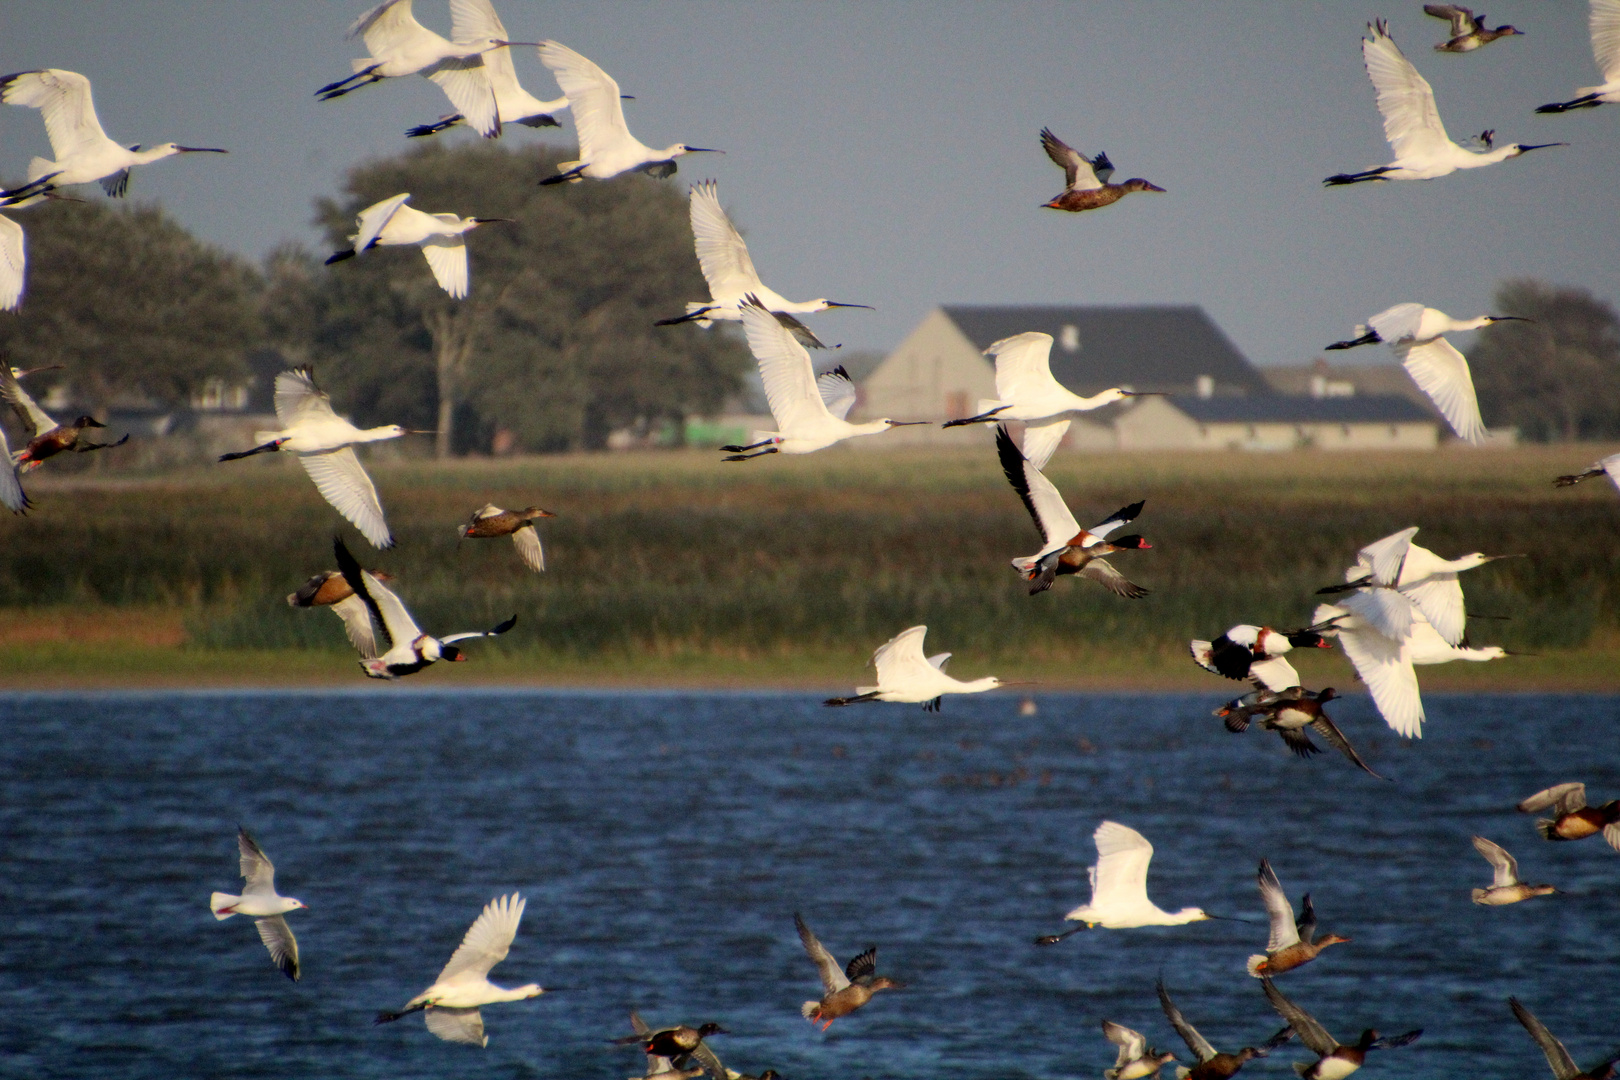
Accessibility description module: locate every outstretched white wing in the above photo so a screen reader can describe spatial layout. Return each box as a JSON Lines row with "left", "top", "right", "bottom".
{"left": 1019, "top": 418, "right": 1071, "bottom": 472}
{"left": 1395, "top": 336, "right": 1485, "bottom": 444}
{"left": 1364, "top": 302, "right": 1425, "bottom": 344}
{"left": 426, "top": 58, "right": 499, "bottom": 138}
{"left": 1089, "top": 821, "right": 1154, "bottom": 911}
{"left": 351, "top": 0, "right": 425, "bottom": 51}
{"left": 424, "top": 1005, "right": 487, "bottom": 1046}
{"left": 995, "top": 426, "right": 1081, "bottom": 555}
{"left": 297, "top": 447, "right": 394, "bottom": 549}
{"left": 420, "top": 235, "right": 470, "bottom": 298}
{"left": 511, "top": 525, "right": 545, "bottom": 572}
{"left": 741, "top": 302, "right": 831, "bottom": 436}
{"left": 358, "top": 568, "right": 421, "bottom": 646}
{"left": 1363, "top": 22, "right": 1452, "bottom": 160}
{"left": 986, "top": 332, "right": 1063, "bottom": 407}
{"left": 870, "top": 625, "right": 937, "bottom": 689}
{"left": 354, "top": 193, "right": 412, "bottom": 255}
{"left": 0, "top": 429, "right": 26, "bottom": 513}
{"left": 0, "top": 213, "right": 23, "bottom": 311}
{"left": 437, "top": 893, "right": 525, "bottom": 986}
{"left": 1258, "top": 861, "right": 1300, "bottom": 952}
{"left": 816, "top": 367, "right": 857, "bottom": 421}
{"left": 1249, "top": 655, "right": 1302, "bottom": 693}
{"left": 688, "top": 180, "right": 762, "bottom": 305}
{"left": 237, "top": 828, "right": 278, "bottom": 896}
{"left": 0, "top": 366, "right": 57, "bottom": 436}
{"left": 331, "top": 594, "right": 381, "bottom": 658}
{"left": 1357, "top": 526, "right": 1418, "bottom": 586}
{"left": 1472, "top": 836, "right": 1520, "bottom": 888}
{"left": 0, "top": 69, "right": 109, "bottom": 162}
{"left": 1040, "top": 128, "right": 1102, "bottom": 192}
{"left": 1337, "top": 610, "right": 1424, "bottom": 738}
{"left": 1592, "top": 0, "right": 1620, "bottom": 84}
{"left": 537, "top": 41, "right": 628, "bottom": 162}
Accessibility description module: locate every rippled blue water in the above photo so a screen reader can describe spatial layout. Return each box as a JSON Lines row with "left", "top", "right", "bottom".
{"left": 0, "top": 690, "right": 1616, "bottom": 1079}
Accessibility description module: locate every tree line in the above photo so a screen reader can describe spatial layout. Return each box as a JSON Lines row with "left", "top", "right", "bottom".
{"left": 0, "top": 141, "right": 1615, "bottom": 449}
{"left": 0, "top": 141, "right": 750, "bottom": 456}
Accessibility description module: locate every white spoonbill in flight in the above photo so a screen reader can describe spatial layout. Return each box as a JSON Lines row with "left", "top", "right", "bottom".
{"left": 218, "top": 367, "right": 427, "bottom": 549}
{"left": 317, "top": 0, "right": 538, "bottom": 137}
{"left": 718, "top": 300, "right": 925, "bottom": 460}
{"left": 375, "top": 893, "right": 551, "bottom": 1047}
{"left": 0, "top": 188, "right": 74, "bottom": 311}
{"left": 335, "top": 536, "right": 516, "bottom": 679}
{"left": 1324, "top": 20, "right": 1563, "bottom": 185}
{"left": 823, "top": 625, "right": 1003, "bottom": 711}
{"left": 326, "top": 193, "right": 510, "bottom": 299}
{"left": 0, "top": 69, "right": 225, "bottom": 199}
{"left": 1039, "top": 821, "right": 1214, "bottom": 937}
{"left": 537, "top": 40, "right": 719, "bottom": 183}
{"left": 1538, "top": 0, "right": 1620, "bottom": 113}
{"left": 943, "top": 331, "right": 1162, "bottom": 471}
{"left": 405, "top": 5, "right": 566, "bottom": 136}
{"left": 209, "top": 827, "right": 306, "bottom": 982}
{"left": 1327, "top": 302, "right": 1530, "bottom": 443}
{"left": 656, "top": 180, "right": 872, "bottom": 350}
{"left": 997, "top": 426, "right": 1150, "bottom": 597}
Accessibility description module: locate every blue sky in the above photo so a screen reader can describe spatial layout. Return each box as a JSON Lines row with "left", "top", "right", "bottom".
{"left": 1, "top": 1, "right": 1615, "bottom": 365}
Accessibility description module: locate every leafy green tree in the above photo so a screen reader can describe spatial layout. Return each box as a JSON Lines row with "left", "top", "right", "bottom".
{"left": 1469, "top": 279, "right": 1620, "bottom": 441}
{"left": 0, "top": 199, "right": 259, "bottom": 414}
{"left": 279, "top": 140, "right": 750, "bottom": 455}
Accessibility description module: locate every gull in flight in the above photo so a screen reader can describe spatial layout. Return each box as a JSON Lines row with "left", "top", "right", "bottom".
{"left": 1039, "top": 127, "right": 1164, "bottom": 213}
{"left": 537, "top": 41, "right": 718, "bottom": 183}
{"left": 997, "top": 426, "right": 1150, "bottom": 597}
{"left": 317, "top": 0, "right": 539, "bottom": 137}
{"left": 1424, "top": 5, "right": 1523, "bottom": 52}
{"left": 656, "top": 180, "right": 872, "bottom": 349}
{"left": 794, "top": 913, "right": 903, "bottom": 1029}
{"left": 1157, "top": 978, "right": 1293, "bottom": 1080}
{"left": 824, "top": 625, "right": 1002, "bottom": 711}
{"left": 1538, "top": 0, "right": 1620, "bottom": 113}
{"left": 335, "top": 536, "right": 515, "bottom": 679}
{"left": 219, "top": 367, "right": 426, "bottom": 549}
{"left": 1327, "top": 303, "right": 1531, "bottom": 443}
{"left": 1247, "top": 859, "right": 1350, "bottom": 978}
{"left": 287, "top": 568, "right": 395, "bottom": 659}
{"left": 375, "top": 892, "right": 552, "bottom": 1047}
{"left": 209, "top": 827, "right": 306, "bottom": 981}
{"left": 718, "top": 300, "right": 925, "bottom": 459}
{"left": 944, "top": 332, "right": 1164, "bottom": 470}
{"left": 0, "top": 69, "right": 225, "bottom": 200}
{"left": 1325, "top": 20, "right": 1562, "bottom": 185}
{"left": 1261, "top": 977, "right": 1421, "bottom": 1079}
{"left": 459, "top": 504, "right": 554, "bottom": 572}
{"left": 1470, "top": 836, "right": 1556, "bottom": 906}
{"left": 1038, "top": 821, "right": 1214, "bottom": 939}
{"left": 406, "top": 5, "right": 567, "bottom": 136}
{"left": 326, "top": 193, "right": 511, "bottom": 299}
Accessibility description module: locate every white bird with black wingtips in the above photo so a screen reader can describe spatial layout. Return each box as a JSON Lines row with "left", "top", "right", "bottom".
{"left": 375, "top": 892, "right": 551, "bottom": 1047}
{"left": 537, "top": 40, "right": 719, "bottom": 183}
{"left": 655, "top": 181, "right": 872, "bottom": 349}
{"left": 405, "top": 3, "right": 567, "bottom": 136}
{"left": 1325, "top": 20, "right": 1562, "bottom": 185}
{"left": 210, "top": 827, "right": 306, "bottom": 981}
{"left": 0, "top": 69, "right": 225, "bottom": 200}
{"left": 334, "top": 536, "right": 515, "bottom": 679}
{"left": 219, "top": 367, "right": 423, "bottom": 549}
{"left": 717, "top": 300, "right": 925, "bottom": 459}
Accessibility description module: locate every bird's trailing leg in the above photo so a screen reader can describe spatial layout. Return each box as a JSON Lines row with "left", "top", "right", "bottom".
{"left": 941, "top": 405, "right": 1011, "bottom": 428}
{"left": 406, "top": 114, "right": 465, "bottom": 138}
{"left": 317, "top": 66, "right": 384, "bottom": 100}
{"left": 823, "top": 692, "right": 882, "bottom": 707}
{"left": 326, "top": 248, "right": 357, "bottom": 265}
{"left": 1554, "top": 469, "right": 1602, "bottom": 488}
{"left": 375, "top": 1001, "right": 429, "bottom": 1025}
{"left": 720, "top": 438, "right": 776, "bottom": 452}
{"left": 540, "top": 165, "right": 588, "bottom": 186}
{"left": 1322, "top": 166, "right": 1395, "bottom": 186}
{"left": 219, "top": 439, "right": 287, "bottom": 463}
{"left": 655, "top": 307, "right": 716, "bottom": 327}
{"left": 1325, "top": 330, "right": 1379, "bottom": 350}
{"left": 1536, "top": 93, "right": 1602, "bottom": 113}
{"left": 1034, "top": 926, "right": 1086, "bottom": 946}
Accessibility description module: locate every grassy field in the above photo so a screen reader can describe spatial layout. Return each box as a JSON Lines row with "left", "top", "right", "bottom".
{"left": 3, "top": 443, "right": 1619, "bottom": 690}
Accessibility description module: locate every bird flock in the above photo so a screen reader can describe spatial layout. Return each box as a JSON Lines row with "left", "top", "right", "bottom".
{"left": 1, "top": 0, "right": 1619, "bottom": 1075}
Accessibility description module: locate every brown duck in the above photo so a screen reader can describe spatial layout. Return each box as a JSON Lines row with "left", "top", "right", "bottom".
{"left": 459, "top": 504, "right": 555, "bottom": 572}
{"left": 1424, "top": 5, "right": 1522, "bottom": 52}
{"left": 287, "top": 569, "right": 395, "bottom": 660}
{"left": 1157, "top": 977, "right": 1293, "bottom": 1080}
{"left": 1470, "top": 836, "right": 1556, "bottom": 906}
{"left": 1247, "top": 859, "right": 1350, "bottom": 978}
{"left": 1261, "top": 978, "right": 1421, "bottom": 1079}
{"left": 615, "top": 1016, "right": 728, "bottom": 1077}
{"left": 795, "top": 913, "right": 903, "bottom": 1029}
{"left": 1518, "top": 783, "right": 1620, "bottom": 851}
{"left": 1510, "top": 997, "right": 1620, "bottom": 1080}
{"left": 1040, "top": 127, "right": 1163, "bottom": 213}
{"left": 0, "top": 366, "right": 126, "bottom": 470}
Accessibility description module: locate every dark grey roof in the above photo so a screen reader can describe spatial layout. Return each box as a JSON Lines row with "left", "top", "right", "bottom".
{"left": 1170, "top": 394, "right": 1436, "bottom": 423}
{"left": 939, "top": 305, "right": 1273, "bottom": 397}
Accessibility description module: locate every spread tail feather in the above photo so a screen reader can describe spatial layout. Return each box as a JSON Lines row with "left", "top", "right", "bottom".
{"left": 210, "top": 892, "right": 240, "bottom": 920}
{"left": 1534, "top": 817, "right": 1559, "bottom": 840}
{"left": 801, "top": 1001, "right": 821, "bottom": 1020}
{"left": 1246, "top": 954, "right": 1268, "bottom": 977}
{"left": 1470, "top": 887, "right": 1489, "bottom": 903}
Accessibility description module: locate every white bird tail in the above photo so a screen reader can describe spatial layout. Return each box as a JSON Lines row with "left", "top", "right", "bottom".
{"left": 1011, "top": 555, "right": 1039, "bottom": 574}
{"left": 1245, "top": 953, "right": 1268, "bottom": 977}
{"left": 684, "top": 301, "right": 715, "bottom": 328}
{"left": 854, "top": 684, "right": 879, "bottom": 696}
{"left": 253, "top": 431, "right": 280, "bottom": 444}
{"left": 211, "top": 892, "right": 241, "bottom": 920}
{"left": 800, "top": 1001, "right": 821, "bottom": 1020}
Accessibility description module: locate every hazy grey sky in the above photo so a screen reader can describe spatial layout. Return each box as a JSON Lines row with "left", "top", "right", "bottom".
{"left": 1, "top": 1, "right": 1615, "bottom": 366}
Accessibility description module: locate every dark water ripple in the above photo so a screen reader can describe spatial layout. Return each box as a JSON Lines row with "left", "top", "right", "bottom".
{"left": 0, "top": 690, "right": 1616, "bottom": 1079}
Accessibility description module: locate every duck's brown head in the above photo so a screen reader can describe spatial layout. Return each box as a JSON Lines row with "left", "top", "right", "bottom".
{"left": 1122, "top": 178, "right": 1165, "bottom": 194}
{"left": 868, "top": 976, "right": 905, "bottom": 993}
{"left": 521, "top": 506, "right": 556, "bottom": 519}
{"left": 1317, "top": 931, "right": 1352, "bottom": 949}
